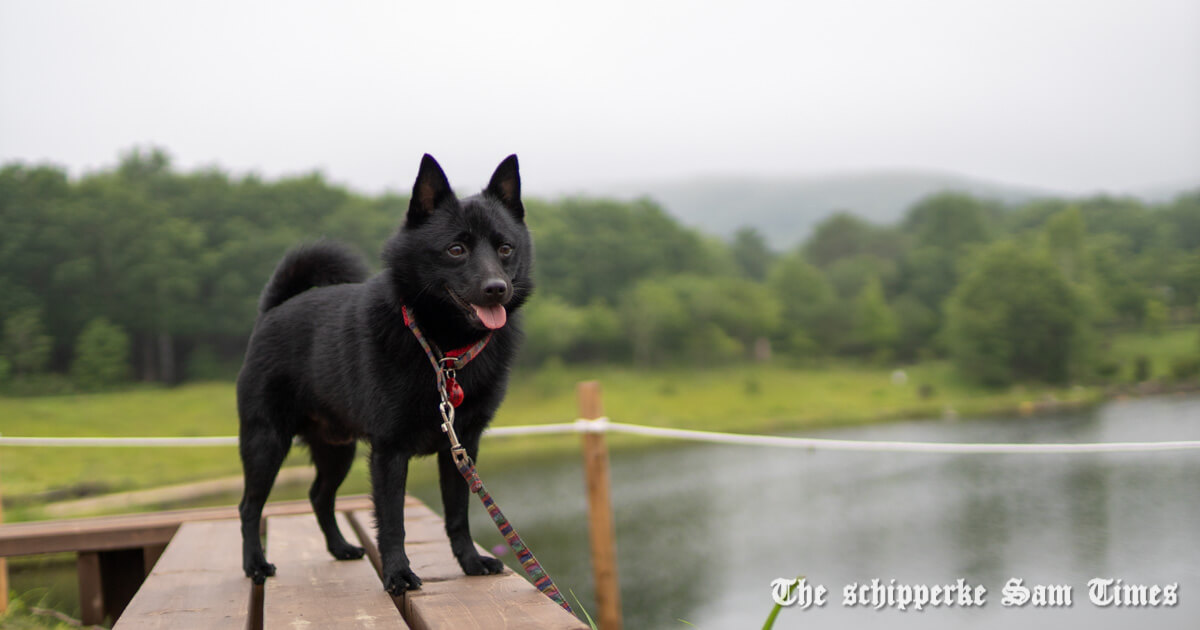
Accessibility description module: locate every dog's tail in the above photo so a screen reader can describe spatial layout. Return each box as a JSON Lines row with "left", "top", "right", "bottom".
{"left": 259, "top": 241, "right": 370, "bottom": 313}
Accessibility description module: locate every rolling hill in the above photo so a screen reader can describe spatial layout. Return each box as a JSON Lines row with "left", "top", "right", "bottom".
{"left": 577, "top": 170, "right": 1060, "bottom": 249}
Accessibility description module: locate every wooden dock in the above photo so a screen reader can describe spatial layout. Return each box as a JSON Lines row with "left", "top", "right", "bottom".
{"left": 0, "top": 494, "right": 585, "bottom": 629}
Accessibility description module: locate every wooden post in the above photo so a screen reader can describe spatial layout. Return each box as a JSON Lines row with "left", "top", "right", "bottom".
{"left": 78, "top": 551, "right": 104, "bottom": 625}
{"left": 0, "top": 443, "right": 7, "bottom": 614}
{"left": 578, "top": 381, "right": 622, "bottom": 630}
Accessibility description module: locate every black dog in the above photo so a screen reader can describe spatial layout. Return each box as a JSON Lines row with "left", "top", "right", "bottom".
{"left": 237, "top": 154, "right": 532, "bottom": 593}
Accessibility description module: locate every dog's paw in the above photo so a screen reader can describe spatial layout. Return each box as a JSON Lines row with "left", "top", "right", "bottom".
{"left": 329, "top": 542, "right": 366, "bottom": 560}
{"left": 244, "top": 559, "right": 276, "bottom": 584}
{"left": 459, "top": 553, "right": 506, "bottom": 576}
{"left": 384, "top": 567, "right": 423, "bottom": 594}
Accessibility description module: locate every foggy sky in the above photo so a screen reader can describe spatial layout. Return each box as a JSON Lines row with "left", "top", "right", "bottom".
{"left": 1, "top": 0, "right": 1198, "bottom": 196}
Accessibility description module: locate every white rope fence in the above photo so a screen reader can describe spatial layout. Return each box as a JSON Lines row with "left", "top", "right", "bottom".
{"left": 0, "top": 436, "right": 239, "bottom": 447}
{"left": 3, "top": 419, "right": 1200, "bottom": 454}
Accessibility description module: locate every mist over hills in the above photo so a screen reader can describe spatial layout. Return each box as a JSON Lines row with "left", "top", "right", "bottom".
{"left": 574, "top": 170, "right": 1197, "bottom": 250}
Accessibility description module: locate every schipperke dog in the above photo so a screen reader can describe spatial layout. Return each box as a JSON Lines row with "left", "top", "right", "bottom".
{"left": 237, "top": 154, "right": 531, "bottom": 594}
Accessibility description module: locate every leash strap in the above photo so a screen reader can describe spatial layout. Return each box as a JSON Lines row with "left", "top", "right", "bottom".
{"left": 404, "top": 304, "right": 574, "bottom": 616}
{"left": 452, "top": 448, "right": 575, "bottom": 615}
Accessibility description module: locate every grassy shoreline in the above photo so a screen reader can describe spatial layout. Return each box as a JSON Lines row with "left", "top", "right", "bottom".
{"left": 2, "top": 326, "right": 1197, "bottom": 521}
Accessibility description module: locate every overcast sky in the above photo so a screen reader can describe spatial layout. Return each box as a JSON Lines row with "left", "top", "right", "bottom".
{"left": 1, "top": 0, "right": 1198, "bottom": 196}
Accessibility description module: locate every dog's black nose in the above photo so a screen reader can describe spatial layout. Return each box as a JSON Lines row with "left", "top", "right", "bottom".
{"left": 482, "top": 278, "right": 510, "bottom": 301}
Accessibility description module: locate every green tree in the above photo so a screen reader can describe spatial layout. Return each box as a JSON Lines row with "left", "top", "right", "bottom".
{"left": 1143, "top": 297, "right": 1168, "bottom": 335}
{"left": 767, "top": 251, "right": 837, "bottom": 354}
{"left": 1088, "top": 236, "right": 1146, "bottom": 324}
{"left": 1076, "top": 196, "right": 1157, "bottom": 252}
{"left": 621, "top": 278, "right": 689, "bottom": 366}
{"left": 0, "top": 165, "right": 79, "bottom": 376}
{"left": 532, "top": 197, "right": 721, "bottom": 306}
{"left": 4, "top": 147, "right": 1195, "bottom": 378}
{"left": 684, "top": 323, "right": 744, "bottom": 366}
{"left": 1004, "top": 198, "right": 1071, "bottom": 234}
{"left": 511, "top": 297, "right": 626, "bottom": 365}
{"left": 730, "top": 226, "right": 774, "bottom": 281}
{"left": 892, "top": 293, "right": 939, "bottom": 360}
{"left": 900, "top": 246, "right": 958, "bottom": 311}
{"left": 1044, "top": 206, "right": 1088, "bottom": 282}
{"left": 71, "top": 317, "right": 131, "bottom": 389}
{"left": 826, "top": 254, "right": 899, "bottom": 300}
{"left": 804, "top": 212, "right": 903, "bottom": 267}
{"left": 619, "top": 275, "right": 781, "bottom": 365}
{"left": 850, "top": 276, "right": 899, "bottom": 357}
{"left": 902, "top": 192, "right": 993, "bottom": 253}
{"left": 572, "top": 301, "right": 625, "bottom": 362}
{"left": 51, "top": 173, "right": 202, "bottom": 382}
{"left": 521, "top": 296, "right": 585, "bottom": 365}
{"left": 3, "top": 308, "right": 53, "bottom": 376}
{"left": 671, "top": 275, "right": 781, "bottom": 360}
{"left": 1166, "top": 252, "right": 1200, "bottom": 309}
{"left": 946, "top": 242, "right": 1089, "bottom": 385}
{"left": 1163, "top": 192, "right": 1200, "bottom": 250}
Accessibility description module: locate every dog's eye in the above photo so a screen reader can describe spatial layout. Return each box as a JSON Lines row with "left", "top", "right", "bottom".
{"left": 446, "top": 243, "right": 467, "bottom": 258}
{"left": 497, "top": 244, "right": 514, "bottom": 258}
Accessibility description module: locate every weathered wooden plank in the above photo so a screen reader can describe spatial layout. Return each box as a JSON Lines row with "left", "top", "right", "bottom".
{"left": 346, "top": 509, "right": 586, "bottom": 630}
{"left": 0, "top": 494, "right": 373, "bottom": 557}
{"left": 78, "top": 551, "right": 104, "bottom": 626}
{"left": 113, "top": 520, "right": 250, "bottom": 630}
{"left": 403, "top": 574, "right": 588, "bottom": 630}
{"left": 264, "top": 513, "right": 407, "bottom": 628}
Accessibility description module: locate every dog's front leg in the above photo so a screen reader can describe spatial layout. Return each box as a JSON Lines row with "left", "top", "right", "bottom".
{"left": 370, "top": 446, "right": 422, "bottom": 592}
{"left": 438, "top": 437, "right": 505, "bottom": 576}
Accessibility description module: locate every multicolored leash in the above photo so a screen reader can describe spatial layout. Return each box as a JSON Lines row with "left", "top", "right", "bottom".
{"left": 402, "top": 305, "right": 575, "bottom": 616}
{"left": 445, "top": 418, "right": 575, "bottom": 615}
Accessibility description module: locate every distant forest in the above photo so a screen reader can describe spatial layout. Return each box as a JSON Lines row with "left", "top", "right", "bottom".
{"left": 1, "top": 148, "right": 1198, "bottom": 390}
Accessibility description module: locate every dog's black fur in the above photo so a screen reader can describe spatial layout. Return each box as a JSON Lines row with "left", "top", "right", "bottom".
{"left": 237, "top": 154, "right": 532, "bottom": 593}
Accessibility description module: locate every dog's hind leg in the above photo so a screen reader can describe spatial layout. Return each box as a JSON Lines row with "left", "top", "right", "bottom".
{"left": 308, "top": 439, "right": 365, "bottom": 560}
{"left": 239, "top": 420, "right": 292, "bottom": 584}
{"left": 437, "top": 437, "right": 504, "bottom": 576}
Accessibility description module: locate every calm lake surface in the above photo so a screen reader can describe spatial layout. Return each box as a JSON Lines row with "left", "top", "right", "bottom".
{"left": 422, "top": 394, "right": 1200, "bottom": 629}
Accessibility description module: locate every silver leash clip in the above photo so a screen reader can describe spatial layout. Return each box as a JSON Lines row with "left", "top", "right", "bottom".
{"left": 437, "top": 372, "right": 470, "bottom": 467}
{"left": 439, "top": 397, "right": 464, "bottom": 452}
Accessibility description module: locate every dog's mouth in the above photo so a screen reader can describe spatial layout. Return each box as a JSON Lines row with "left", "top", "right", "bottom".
{"left": 446, "top": 287, "right": 508, "bottom": 330}
{"left": 472, "top": 304, "right": 507, "bottom": 330}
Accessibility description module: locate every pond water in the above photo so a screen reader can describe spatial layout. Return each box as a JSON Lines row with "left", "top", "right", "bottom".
{"left": 418, "top": 395, "right": 1200, "bottom": 629}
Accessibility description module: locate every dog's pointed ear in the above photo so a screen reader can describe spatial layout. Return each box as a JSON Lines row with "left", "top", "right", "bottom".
{"left": 407, "top": 154, "right": 454, "bottom": 228}
{"left": 485, "top": 154, "right": 524, "bottom": 222}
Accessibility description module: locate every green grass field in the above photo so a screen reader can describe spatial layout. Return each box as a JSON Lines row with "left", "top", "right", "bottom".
{"left": 1, "top": 326, "right": 1195, "bottom": 520}
{"left": 0, "top": 366, "right": 1085, "bottom": 510}
{"left": 1105, "top": 325, "right": 1200, "bottom": 380}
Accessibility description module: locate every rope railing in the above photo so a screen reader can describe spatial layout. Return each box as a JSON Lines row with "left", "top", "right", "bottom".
{"left": 0, "top": 436, "right": 240, "bottom": 447}
{"left": 3, "top": 420, "right": 1199, "bottom": 454}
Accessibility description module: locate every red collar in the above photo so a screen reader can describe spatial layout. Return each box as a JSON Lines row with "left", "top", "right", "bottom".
{"left": 401, "top": 305, "right": 492, "bottom": 407}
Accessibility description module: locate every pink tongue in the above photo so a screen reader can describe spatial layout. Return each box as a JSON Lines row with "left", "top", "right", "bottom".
{"left": 472, "top": 304, "right": 507, "bottom": 330}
